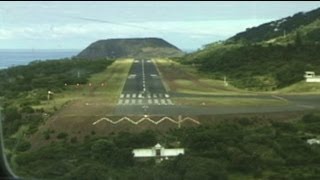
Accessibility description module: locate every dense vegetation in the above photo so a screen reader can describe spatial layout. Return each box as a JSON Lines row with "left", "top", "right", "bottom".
{"left": 0, "top": 58, "right": 113, "bottom": 97}
{"left": 0, "top": 58, "right": 113, "bottom": 137}
{"left": 228, "top": 7, "right": 320, "bottom": 43}
{"left": 10, "top": 113, "right": 320, "bottom": 179}
{"left": 181, "top": 43, "right": 320, "bottom": 90}
{"left": 179, "top": 7, "right": 320, "bottom": 90}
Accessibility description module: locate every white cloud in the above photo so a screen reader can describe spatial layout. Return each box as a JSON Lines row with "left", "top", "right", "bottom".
{"left": 0, "top": 18, "right": 273, "bottom": 49}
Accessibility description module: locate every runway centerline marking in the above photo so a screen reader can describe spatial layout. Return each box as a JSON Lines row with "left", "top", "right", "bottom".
{"left": 142, "top": 59, "right": 146, "bottom": 92}
{"left": 116, "top": 59, "right": 174, "bottom": 106}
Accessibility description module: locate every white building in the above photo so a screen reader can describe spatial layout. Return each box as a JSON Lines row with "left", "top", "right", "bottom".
{"left": 304, "top": 71, "right": 320, "bottom": 82}
{"left": 133, "top": 143, "right": 184, "bottom": 161}
{"left": 307, "top": 138, "right": 320, "bottom": 145}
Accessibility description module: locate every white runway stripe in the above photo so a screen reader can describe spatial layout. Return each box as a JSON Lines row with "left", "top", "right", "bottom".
{"left": 124, "top": 99, "right": 130, "bottom": 104}
{"left": 118, "top": 99, "right": 123, "bottom": 104}
{"left": 118, "top": 92, "right": 173, "bottom": 105}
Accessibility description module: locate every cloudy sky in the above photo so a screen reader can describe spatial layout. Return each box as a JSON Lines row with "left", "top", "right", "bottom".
{"left": 1, "top": 1, "right": 320, "bottom": 50}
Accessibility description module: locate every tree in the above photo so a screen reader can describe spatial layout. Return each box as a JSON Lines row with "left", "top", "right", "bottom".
{"left": 295, "top": 31, "right": 303, "bottom": 46}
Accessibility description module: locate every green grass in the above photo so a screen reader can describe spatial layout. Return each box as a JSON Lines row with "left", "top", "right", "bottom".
{"left": 277, "top": 81, "right": 320, "bottom": 94}
{"left": 31, "top": 59, "right": 133, "bottom": 112}
{"left": 172, "top": 97, "right": 288, "bottom": 106}
{"left": 157, "top": 59, "right": 320, "bottom": 96}
{"left": 155, "top": 59, "right": 247, "bottom": 95}
{"left": 32, "top": 96, "right": 79, "bottom": 112}
{"left": 10, "top": 125, "right": 28, "bottom": 139}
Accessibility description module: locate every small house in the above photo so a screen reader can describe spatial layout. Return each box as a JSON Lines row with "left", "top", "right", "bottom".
{"left": 307, "top": 138, "right": 320, "bottom": 145}
{"left": 133, "top": 143, "right": 184, "bottom": 163}
{"left": 304, "top": 71, "right": 320, "bottom": 82}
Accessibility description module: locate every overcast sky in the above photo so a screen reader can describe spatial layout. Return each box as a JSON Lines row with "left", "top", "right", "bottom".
{"left": 1, "top": 1, "right": 320, "bottom": 50}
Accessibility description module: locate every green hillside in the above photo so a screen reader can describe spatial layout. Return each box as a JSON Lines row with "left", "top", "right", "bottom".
{"left": 180, "top": 7, "right": 320, "bottom": 91}
{"left": 227, "top": 7, "right": 320, "bottom": 44}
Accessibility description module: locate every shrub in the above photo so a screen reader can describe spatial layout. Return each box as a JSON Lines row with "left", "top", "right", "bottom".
{"left": 302, "top": 114, "right": 320, "bottom": 123}
{"left": 70, "top": 137, "right": 78, "bottom": 143}
{"left": 16, "top": 140, "right": 31, "bottom": 152}
{"left": 57, "top": 132, "right": 68, "bottom": 139}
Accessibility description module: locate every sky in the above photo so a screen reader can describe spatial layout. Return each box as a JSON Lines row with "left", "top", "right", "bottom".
{"left": 1, "top": 1, "right": 320, "bottom": 50}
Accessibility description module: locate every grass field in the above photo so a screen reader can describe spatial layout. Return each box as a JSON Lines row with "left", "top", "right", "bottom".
{"left": 32, "top": 59, "right": 132, "bottom": 112}
{"left": 172, "top": 97, "right": 289, "bottom": 106}
{"left": 28, "top": 59, "right": 133, "bottom": 149}
{"left": 276, "top": 81, "right": 320, "bottom": 94}
{"left": 155, "top": 59, "right": 249, "bottom": 95}
{"left": 155, "top": 59, "right": 286, "bottom": 107}
{"left": 156, "top": 58, "right": 320, "bottom": 97}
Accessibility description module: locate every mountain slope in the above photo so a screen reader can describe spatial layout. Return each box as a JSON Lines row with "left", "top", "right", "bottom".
{"left": 181, "top": 7, "right": 320, "bottom": 91}
{"left": 77, "top": 38, "right": 184, "bottom": 59}
{"left": 227, "top": 7, "right": 320, "bottom": 43}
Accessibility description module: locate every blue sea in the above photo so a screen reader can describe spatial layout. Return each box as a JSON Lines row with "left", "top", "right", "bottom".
{"left": 0, "top": 49, "right": 80, "bottom": 69}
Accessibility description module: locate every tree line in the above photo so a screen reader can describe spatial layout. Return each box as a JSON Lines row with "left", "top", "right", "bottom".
{"left": 180, "top": 43, "right": 320, "bottom": 90}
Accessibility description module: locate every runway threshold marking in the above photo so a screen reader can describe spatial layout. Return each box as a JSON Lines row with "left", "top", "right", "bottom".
{"left": 117, "top": 59, "right": 174, "bottom": 106}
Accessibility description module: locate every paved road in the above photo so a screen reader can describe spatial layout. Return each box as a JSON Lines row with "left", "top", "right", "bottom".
{"left": 114, "top": 59, "right": 320, "bottom": 116}
{"left": 114, "top": 59, "right": 173, "bottom": 115}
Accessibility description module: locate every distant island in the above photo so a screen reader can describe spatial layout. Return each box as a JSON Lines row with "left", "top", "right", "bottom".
{"left": 77, "top": 37, "right": 184, "bottom": 59}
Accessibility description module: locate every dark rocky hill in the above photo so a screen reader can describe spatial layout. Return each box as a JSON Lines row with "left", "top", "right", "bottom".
{"left": 77, "top": 38, "right": 184, "bottom": 59}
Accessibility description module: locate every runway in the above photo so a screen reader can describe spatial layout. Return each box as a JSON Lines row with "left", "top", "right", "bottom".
{"left": 114, "top": 59, "right": 174, "bottom": 115}
{"left": 114, "top": 59, "right": 320, "bottom": 116}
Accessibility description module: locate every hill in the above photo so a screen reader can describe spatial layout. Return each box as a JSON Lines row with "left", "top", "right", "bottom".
{"left": 181, "top": 7, "right": 320, "bottom": 91}
{"left": 77, "top": 38, "right": 184, "bottom": 59}
{"left": 227, "top": 7, "right": 320, "bottom": 44}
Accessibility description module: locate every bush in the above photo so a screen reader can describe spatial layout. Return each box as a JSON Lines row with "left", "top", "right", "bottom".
{"left": 57, "top": 132, "right": 68, "bottom": 139}
{"left": 44, "top": 134, "right": 50, "bottom": 140}
{"left": 70, "top": 137, "right": 78, "bottom": 143}
{"left": 16, "top": 140, "right": 31, "bottom": 152}
{"left": 20, "top": 106, "right": 35, "bottom": 113}
{"left": 302, "top": 113, "right": 320, "bottom": 123}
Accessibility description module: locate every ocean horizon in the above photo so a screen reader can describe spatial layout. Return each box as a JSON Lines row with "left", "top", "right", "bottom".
{"left": 0, "top": 48, "right": 195, "bottom": 70}
{"left": 0, "top": 49, "right": 81, "bottom": 69}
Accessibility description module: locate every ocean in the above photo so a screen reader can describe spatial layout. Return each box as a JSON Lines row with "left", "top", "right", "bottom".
{"left": 0, "top": 49, "right": 80, "bottom": 69}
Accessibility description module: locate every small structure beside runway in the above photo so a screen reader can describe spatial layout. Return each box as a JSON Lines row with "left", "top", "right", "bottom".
{"left": 133, "top": 143, "right": 184, "bottom": 163}
{"left": 305, "top": 71, "right": 320, "bottom": 82}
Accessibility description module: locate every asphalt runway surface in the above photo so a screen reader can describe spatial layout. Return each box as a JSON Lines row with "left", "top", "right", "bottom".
{"left": 114, "top": 59, "right": 320, "bottom": 116}
{"left": 114, "top": 59, "right": 173, "bottom": 115}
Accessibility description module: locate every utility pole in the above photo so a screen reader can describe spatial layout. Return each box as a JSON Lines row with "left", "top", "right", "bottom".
{"left": 47, "top": 91, "right": 54, "bottom": 101}
{"left": 224, "top": 76, "right": 228, "bottom": 86}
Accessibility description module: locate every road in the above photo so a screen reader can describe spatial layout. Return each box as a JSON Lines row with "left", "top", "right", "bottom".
{"left": 114, "top": 59, "right": 173, "bottom": 115}
{"left": 114, "top": 59, "right": 320, "bottom": 116}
